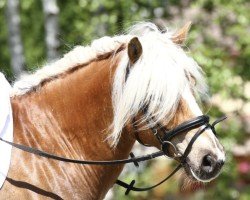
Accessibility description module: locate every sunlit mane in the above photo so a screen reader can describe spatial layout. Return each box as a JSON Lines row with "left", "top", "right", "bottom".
{"left": 109, "top": 22, "right": 207, "bottom": 146}
{"left": 11, "top": 22, "right": 207, "bottom": 148}
{"left": 11, "top": 35, "right": 131, "bottom": 96}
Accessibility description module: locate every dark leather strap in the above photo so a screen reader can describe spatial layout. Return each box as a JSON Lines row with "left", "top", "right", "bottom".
{"left": 161, "top": 115, "right": 210, "bottom": 155}
{"left": 115, "top": 164, "right": 182, "bottom": 195}
{"left": 163, "top": 115, "right": 209, "bottom": 141}
{"left": 0, "top": 137, "right": 164, "bottom": 165}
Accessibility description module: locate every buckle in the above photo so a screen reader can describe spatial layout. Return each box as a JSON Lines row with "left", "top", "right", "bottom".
{"left": 161, "top": 141, "right": 182, "bottom": 159}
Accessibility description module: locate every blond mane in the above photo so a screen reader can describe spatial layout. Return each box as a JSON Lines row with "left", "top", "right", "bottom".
{"left": 109, "top": 23, "right": 207, "bottom": 146}
{"left": 11, "top": 22, "right": 207, "bottom": 147}
{"left": 11, "top": 35, "right": 132, "bottom": 96}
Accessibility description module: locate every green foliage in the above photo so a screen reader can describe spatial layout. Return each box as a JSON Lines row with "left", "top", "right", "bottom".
{"left": 20, "top": 0, "right": 45, "bottom": 72}
{"left": 58, "top": 0, "right": 166, "bottom": 49}
{"left": 0, "top": 0, "right": 11, "bottom": 78}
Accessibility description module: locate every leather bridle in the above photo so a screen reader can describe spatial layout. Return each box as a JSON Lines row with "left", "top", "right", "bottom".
{"left": 0, "top": 114, "right": 226, "bottom": 195}
{"left": 115, "top": 114, "right": 226, "bottom": 194}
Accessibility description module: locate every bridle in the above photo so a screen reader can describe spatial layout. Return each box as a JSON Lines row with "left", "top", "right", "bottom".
{"left": 0, "top": 114, "right": 226, "bottom": 195}
{"left": 115, "top": 114, "right": 226, "bottom": 194}
{"left": 136, "top": 114, "right": 222, "bottom": 159}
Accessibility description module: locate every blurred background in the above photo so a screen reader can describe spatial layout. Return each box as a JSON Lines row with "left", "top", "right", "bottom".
{"left": 0, "top": 0, "right": 249, "bottom": 199}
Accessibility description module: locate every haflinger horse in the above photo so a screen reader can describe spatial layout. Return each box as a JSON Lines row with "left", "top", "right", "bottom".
{"left": 1, "top": 22, "right": 225, "bottom": 199}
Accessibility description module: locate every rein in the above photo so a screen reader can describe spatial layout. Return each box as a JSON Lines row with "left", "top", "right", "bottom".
{"left": 0, "top": 115, "right": 226, "bottom": 195}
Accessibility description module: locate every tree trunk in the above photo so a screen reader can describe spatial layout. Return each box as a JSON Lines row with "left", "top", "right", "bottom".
{"left": 42, "top": 0, "right": 60, "bottom": 62}
{"left": 6, "top": 0, "right": 25, "bottom": 78}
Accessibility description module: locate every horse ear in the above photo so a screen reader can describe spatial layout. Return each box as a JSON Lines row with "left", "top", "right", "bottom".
{"left": 172, "top": 21, "right": 192, "bottom": 44}
{"left": 127, "top": 37, "right": 142, "bottom": 64}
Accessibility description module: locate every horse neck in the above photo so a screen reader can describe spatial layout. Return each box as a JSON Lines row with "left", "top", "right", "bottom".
{"left": 10, "top": 54, "right": 135, "bottom": 199}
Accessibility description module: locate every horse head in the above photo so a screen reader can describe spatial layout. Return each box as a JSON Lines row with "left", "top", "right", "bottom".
{"left": 6, "top": 22, "right": 226, "bottom": 199}
{"left": 110, "top": 22, "right": 225, "bottom": 183}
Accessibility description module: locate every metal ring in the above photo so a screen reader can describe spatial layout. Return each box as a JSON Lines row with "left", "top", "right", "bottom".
{"left": 162, "top": 141, "right": 182, "bottom": 159}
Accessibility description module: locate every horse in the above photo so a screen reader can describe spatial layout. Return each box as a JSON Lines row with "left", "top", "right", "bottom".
{"left": 0, "top": 22, "right": 225, "bottom": 199}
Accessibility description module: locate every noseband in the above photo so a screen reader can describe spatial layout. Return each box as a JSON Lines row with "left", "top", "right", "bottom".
{"left": 0, "top": 115, "right": 226, "bottom": 195}
{"left": 135, "top": 115, "right": 222, "bottom": 160}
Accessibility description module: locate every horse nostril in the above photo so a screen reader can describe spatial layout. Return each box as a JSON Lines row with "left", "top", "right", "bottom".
{"left": 200, "top": 154, "right": 225, "bottom": 179}
{"left": 217, "top": 159, "right": 225, "bottom": 168}
{"left": 201, "top": 154, "right": 215, "bottom": 173}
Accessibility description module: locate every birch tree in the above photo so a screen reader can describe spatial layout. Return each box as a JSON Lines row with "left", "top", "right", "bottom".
{"left": 42, "top": 0, "right": 60, "bottom": 62}
{"left": 6, "top": 0, "right": 25, "bottom": 78}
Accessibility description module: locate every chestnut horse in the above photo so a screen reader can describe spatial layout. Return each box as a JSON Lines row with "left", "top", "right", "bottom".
{"left": 0, "top": 22, "right": 225, "bottom": 199}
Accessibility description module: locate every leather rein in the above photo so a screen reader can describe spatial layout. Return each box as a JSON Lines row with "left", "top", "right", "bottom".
{"left": 0, "top": 114, "right": 226, "bottom": 195}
